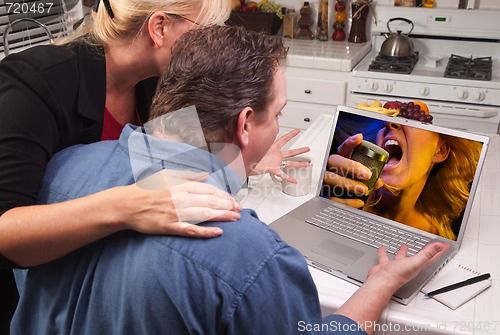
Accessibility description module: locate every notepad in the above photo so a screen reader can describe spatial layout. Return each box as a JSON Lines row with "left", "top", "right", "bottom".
{"left": 421, "top": 265, "right": 492, "bottom": 310}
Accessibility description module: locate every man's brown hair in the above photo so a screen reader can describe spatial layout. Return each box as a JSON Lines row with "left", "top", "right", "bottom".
{"left": 148, "top": 25, "right": 287, "bottom": 146}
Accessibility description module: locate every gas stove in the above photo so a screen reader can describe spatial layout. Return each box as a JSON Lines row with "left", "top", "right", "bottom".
{"left": 444, "top": 55, "right": 492, "bottom": 81}
{"left": 349, "top": 6, "right": 500, "bottom": 134}
{"left": 368, "top": 53, "right": 419, "bottom": 74}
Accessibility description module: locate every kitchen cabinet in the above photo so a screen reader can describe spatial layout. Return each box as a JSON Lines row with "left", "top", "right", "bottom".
{"left": 277, "top": 38, "right": 371, "bottom": 137}
{"left": 281, "top": 67, "right": 350, "bottom": 131}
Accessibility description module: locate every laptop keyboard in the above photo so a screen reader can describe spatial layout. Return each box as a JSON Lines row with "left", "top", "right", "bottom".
{"left": 306, "top": 206, "right": 430, "bottom": 256}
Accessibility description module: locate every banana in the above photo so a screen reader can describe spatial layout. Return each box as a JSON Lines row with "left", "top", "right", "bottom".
{"left": 355, "top": 102, "right": 400, "bottom": 116}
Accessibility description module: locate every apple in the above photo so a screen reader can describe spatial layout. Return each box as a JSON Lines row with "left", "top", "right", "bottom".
{"left": 334, "top": 1, "right": 346, "bottom": 12}
{"left": 332, "top": 29, "right": 346, "bottom": 41}
{"left": 383, "top": 100, "right": 403, "bottom": 110}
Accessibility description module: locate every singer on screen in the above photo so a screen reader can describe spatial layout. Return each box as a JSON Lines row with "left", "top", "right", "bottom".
{"left": 321, "top": 113, "right": 481, "bottom": 241}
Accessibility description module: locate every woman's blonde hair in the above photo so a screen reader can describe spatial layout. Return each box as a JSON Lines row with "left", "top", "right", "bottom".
{"left": 58, "top": 0, "right": 231, "bottom": 46}
{"left": 416, "top": 135, "right": 482, "bottom": 240}
{"left": 368, "top": 135, "right": 482, "bottom": 240}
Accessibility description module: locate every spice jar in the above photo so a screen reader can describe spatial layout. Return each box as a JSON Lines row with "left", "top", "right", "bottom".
{"left": 402, "top": 0, "right": 415, "bottom": 6}
{"left": 316, "top": 0, "right": 329, "bottom": 41}
{"left": 282, "top": 8, "right": 296, "bottom": 38}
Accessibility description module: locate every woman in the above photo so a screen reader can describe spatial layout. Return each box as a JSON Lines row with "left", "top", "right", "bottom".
{"left": 368, "top": 122, "right": 481, "bottom": 239}
{"left": 0, "top": 0, "right": 307, "bottom": 330}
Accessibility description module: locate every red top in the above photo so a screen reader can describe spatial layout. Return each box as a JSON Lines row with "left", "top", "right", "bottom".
{"left": 101, "top": 107, "right": 142, "bottom": 141}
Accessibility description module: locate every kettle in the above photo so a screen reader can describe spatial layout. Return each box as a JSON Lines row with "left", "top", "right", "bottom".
{"left": 380, "top": 17, "right": 415, "bottom": 58}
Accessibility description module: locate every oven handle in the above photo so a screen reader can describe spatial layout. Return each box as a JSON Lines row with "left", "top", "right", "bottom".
{"left": 416, "top": 106, "right": 497, "bottom": 118}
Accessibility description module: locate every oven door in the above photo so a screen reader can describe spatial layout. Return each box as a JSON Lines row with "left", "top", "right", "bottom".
{"left": 348, "top": 93, "right": 500, "bottom": 134}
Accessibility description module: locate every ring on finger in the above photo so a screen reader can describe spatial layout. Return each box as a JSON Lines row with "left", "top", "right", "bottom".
{"left": 280, "top": 160, "right": 286, "bottom": 170}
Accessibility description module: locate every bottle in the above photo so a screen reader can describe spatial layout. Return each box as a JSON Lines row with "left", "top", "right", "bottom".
{"left": 282, "top": 8, "right": 296, "bottom": 38}
{"left": 296, "top": 2, "right": 314, "bottom": 40}
{"left": 316, "top": 0, "right": 329, "bottom": 41}
{"left": 348, "top": 1, "right": 369, "bottom": 43}
{"left": 402, "top": 0, "right": 415, "bottom": 6}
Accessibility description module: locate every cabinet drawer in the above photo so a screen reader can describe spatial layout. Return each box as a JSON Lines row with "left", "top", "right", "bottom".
{"left": 286, "top": 76, "right": 346, "bottom": 106}
{"left": 280, "top": 101, "right": 335, "bottom": 130}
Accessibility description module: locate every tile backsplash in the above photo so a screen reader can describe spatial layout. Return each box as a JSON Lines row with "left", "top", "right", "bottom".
{"left": 272, "top": 0, "right": 500, "bottom": 39}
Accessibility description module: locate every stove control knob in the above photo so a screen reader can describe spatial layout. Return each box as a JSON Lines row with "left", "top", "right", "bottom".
{"left": 474, "top": 91, "right": 486, "bottom": 102}
{"left": 419, "top": 86, "right": 430, "bottom": 97}
{"left": 456, "top": 89, "right": 469, "bottom": 100}
{"left": 382, "top": 83, "right": 393, "bottom": 93}
{"left": 367, "top": 81, "right": 379, "bottom": 92}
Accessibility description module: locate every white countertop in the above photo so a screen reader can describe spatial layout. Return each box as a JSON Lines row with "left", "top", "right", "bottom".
{"left": 239, "top": 115, "right": 500, "bottom": 335}
{"left": 283, "top": 38, "right": 371, "bottom": 72}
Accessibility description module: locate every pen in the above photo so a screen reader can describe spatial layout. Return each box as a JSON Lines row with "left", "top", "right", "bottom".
{"left": 424, "top": 273, "right": 491, "bottom": 297}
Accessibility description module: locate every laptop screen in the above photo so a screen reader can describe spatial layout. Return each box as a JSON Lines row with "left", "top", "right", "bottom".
{"left": 319, "top": 108, "right": 486, "bottom": 242}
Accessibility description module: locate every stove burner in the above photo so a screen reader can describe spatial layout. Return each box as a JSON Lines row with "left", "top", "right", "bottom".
{"left": 368, "top": 53, "right": 419, "bottom": 75}
{"left": 444, "top": 54, "right": 492, "bottom": 81}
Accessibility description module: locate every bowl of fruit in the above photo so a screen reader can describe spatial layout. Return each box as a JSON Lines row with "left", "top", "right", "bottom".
{"left": 356, "top": 100, "right": 433, "bottom": 124}
{"left": 226, "top": 0, "right": 283, "bottom": 35}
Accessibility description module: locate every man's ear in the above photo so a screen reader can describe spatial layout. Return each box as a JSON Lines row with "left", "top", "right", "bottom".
{"left": 235, "top": 107, "right": 254, "bottom": 148}
{"left": 433, "top": 139, "right": 450, "bottom": 163}
{"left": 147, "top": 12, "right": 168, "bottom": 48}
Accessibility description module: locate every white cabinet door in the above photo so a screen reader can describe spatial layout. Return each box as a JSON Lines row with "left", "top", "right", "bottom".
{"left": 286, "top": 76, "right": 347, "bottom": 106}
{"left": 285, "top": 67, "right": 350, "bottom": 106}
{"left": 279, "top": 101, "right": 335, "bottom": 130}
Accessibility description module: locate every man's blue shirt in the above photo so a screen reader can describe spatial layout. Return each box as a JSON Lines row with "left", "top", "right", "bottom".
{"left": 12, "top": 125, "right": 367, "bottom": 335}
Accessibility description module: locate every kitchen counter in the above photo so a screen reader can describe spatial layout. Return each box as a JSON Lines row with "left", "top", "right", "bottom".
{"left": 283, "top": 38, "right": 371, "bottom": 72}
{"left": 239, "top": 114, "right": 500, "bottom": 335}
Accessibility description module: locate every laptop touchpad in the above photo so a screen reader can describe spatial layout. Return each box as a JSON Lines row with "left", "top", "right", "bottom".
{"left": 312, "top": 239, "right": 364, "bottom": 265}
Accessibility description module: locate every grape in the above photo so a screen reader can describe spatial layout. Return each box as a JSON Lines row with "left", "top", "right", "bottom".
{"left": 393, "top": 100, "right": 433, "bottom": 123}
{"left": 260, "top": 2, "right": 284, "bottom": 19}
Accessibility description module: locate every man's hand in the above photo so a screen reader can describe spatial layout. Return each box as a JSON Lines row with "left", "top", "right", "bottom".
{"left": 366, "top": 243, "right": 450, "bottom": 290}
{"left": 251, "top": 129, "right": 310, "bottom": 183}
{"left": 335, "top": 242, "right": 450, "bottom": 335}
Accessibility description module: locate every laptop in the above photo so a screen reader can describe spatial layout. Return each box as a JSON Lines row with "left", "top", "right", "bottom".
{"left": 270, "top": 105, "right": 490, "bottom": 304}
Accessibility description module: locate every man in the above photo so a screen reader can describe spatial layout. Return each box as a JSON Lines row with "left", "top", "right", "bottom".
{"left": 12, "top": 26, "right": 448, "bottom": 334}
